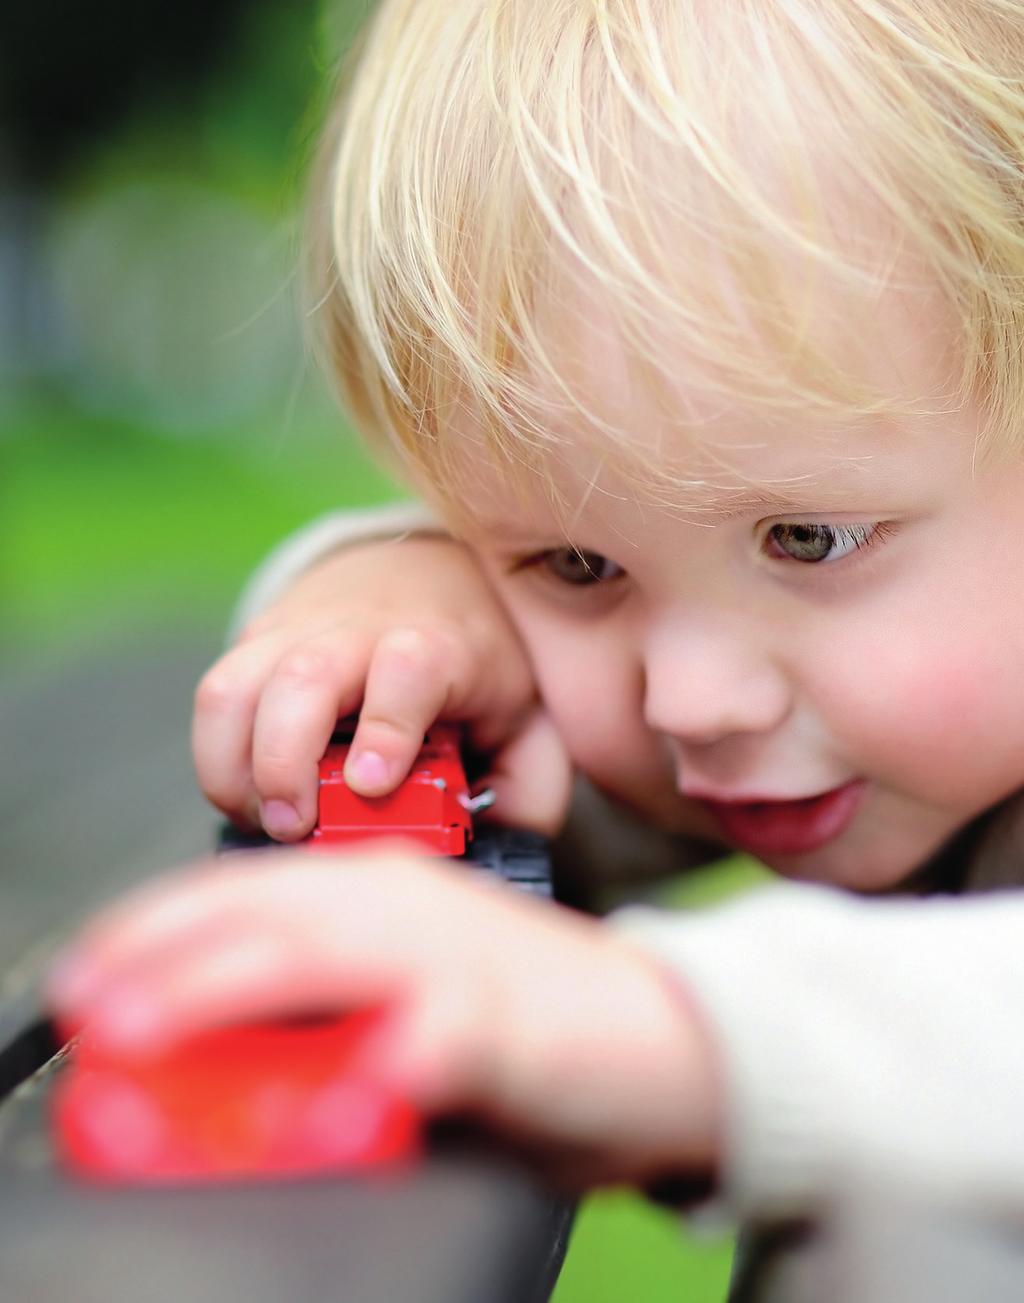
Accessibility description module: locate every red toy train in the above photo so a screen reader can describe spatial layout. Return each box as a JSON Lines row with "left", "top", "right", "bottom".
{"left": 311, "top": 722, "right": 474, "bottom": 855}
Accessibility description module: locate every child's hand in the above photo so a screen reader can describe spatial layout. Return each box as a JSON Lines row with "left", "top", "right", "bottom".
{"left": 194, "top": 538, "right": 569, "bottom": 842}
{"left": 47, "top": 851, "right": 720, "bottom": 1190}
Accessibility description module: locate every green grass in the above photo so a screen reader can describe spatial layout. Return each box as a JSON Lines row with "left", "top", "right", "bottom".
{"left": 554, "top": 1189, "right": 733, "bottom": 1303}
{"left": 3, "top": 396, "right": 396, "bottom": 648}
{"left": 7, "top": 396, "right": 741, "bottom": 1299}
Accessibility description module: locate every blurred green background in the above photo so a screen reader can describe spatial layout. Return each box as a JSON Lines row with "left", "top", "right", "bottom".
{"left": 2, "top": 1, "right": 736, "bottom": 1294}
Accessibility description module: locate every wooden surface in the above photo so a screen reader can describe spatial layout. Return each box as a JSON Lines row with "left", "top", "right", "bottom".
{"left": 0, "top": 625, "right": 217, "bottom": 980}
{"left": 0, "top": 624, "right": 573, "bottom": 1303}
{"left": 0, "top": 623, "right": 219, "bottom": 1100}
{"left": 0, "top": 1079, "right": 572, "bottom": 1303}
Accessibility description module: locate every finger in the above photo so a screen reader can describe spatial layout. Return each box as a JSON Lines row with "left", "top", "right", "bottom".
{"left": 81, "top": 926, "right": 399, "bottom": 1055}
{"left": 477, "top": 709, "right": 573, "bottom": 836}
{"left": 192, "top": 634, "right": 292, "bottom": 830}
{"left": 252, "top": 632, "right": 372, "bottom": 839}
{"left": 47, "top": 853, "right": 444, "bottom": 1018}
{"left": 345, "top": 627, "right": 468, "bottom": 795}
{"left": 46, "top": 857, "right": 290, "bottom": 1016}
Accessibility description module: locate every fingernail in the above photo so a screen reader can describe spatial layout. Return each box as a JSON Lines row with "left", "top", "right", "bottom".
{"left": 261, "top": 799, "right": 302, "bottom": 837}
{"left": 347, "top": 750, "right": 390, "bottom": 791}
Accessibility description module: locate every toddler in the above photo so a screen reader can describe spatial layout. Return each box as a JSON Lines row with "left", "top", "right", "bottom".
{"left": 50, "top": 1, "right": 1024, "bottom": 1293}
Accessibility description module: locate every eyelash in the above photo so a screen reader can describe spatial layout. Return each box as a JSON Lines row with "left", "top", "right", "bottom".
{"left": 763, "top": 521, "right": 894, "bottom": 566}
{"left": 514, "top": 548, "right": 626, "bottom": 588}
{"left": 512, "top": 520, "right": 895, "bottom": 588}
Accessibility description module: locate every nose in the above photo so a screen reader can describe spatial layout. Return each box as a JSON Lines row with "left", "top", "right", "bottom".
{"left": 641, "top": 619, "right": 793, "bottom": 747}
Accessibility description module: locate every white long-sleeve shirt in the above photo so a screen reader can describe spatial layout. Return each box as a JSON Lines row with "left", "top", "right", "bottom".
{"left": 233, "top": 503, "right": 1024, "bottom": 1232}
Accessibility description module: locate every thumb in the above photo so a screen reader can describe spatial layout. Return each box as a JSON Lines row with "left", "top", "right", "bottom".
{"left": 477, "top": 708, "right": 573, "bottom": 837}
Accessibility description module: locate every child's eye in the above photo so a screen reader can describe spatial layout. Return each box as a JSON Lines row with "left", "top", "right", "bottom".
{"left": 766, "top": 522, "right": 885, "bottom": 564}
{"left": 539, "top": 548, "right": 625, "bottom": 586}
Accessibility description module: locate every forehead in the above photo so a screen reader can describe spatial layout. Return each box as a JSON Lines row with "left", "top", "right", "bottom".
{"left": 546, "top": 219, "right": 956, "bottom": 438}
{"left": 433, "top": 245, "right": 968, "bottom": 536}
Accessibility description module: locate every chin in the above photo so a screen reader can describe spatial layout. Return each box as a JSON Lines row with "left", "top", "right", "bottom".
{"left": 762, "top": 831, "right": 951, "bottom": 894}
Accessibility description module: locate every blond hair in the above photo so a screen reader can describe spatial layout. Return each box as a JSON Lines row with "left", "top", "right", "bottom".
{"left": 308, "top": 1, "right": 1024, "bottom": 511}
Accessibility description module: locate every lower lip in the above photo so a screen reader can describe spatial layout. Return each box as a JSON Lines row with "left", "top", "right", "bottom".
{"left": 698, "top": 780, "right": 866, "bottom": 857}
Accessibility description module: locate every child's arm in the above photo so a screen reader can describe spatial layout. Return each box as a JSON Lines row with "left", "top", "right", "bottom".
{"left": 195, "top": 507, "right": 571, "bottom": 843}
{"left": 615, "top": 884, "right": 1024, "bottom": 1219}
{"left": 47, "top": 856, "right": 1024, "bottom": 1214}
{"left": 227, "top": 503, "right": 445, "bottom": 642}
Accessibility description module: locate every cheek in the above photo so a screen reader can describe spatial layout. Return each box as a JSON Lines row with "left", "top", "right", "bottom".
{"left": 826, "top": 638, "right": 1024, "bottom": 805}
{"left": 531, "top": 638, "right": 637, "bottom": 769}
{"left": 876, "top": 656, "right": 986, "bottom": 758}
{"left": 521, "top": 620, "right": 673, "bottom": 799}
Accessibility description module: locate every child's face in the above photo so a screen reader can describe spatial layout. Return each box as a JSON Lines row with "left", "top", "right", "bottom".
{"left": 456, "top": 276, "right": 1024, "bottom": 891}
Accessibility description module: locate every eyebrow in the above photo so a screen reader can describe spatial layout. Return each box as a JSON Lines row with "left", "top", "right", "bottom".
{"left": 466, "top": 489, "right": 838, "bottom": 540}
{"left": 459, "top": 525, "right": 557, "bottom": 548}
{"left": 674, "top": 488, "right": 822, "bottom": 520}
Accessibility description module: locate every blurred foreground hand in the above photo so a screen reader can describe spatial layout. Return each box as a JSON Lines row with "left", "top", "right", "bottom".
{"left": 47, "top": 849, "right": 720, "bottom": 1189}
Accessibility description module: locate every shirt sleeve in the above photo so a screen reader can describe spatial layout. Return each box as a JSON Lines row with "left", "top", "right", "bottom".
{"left": 612, "top": 883, "right": 1024, "bottom": 1222}
{"left": 229, "top": 501, "right": 445, "bottom": 639}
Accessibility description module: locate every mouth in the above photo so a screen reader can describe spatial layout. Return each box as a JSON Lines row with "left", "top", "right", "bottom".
{"left": 692, "top": 780, "right": 866, "bottom": 857}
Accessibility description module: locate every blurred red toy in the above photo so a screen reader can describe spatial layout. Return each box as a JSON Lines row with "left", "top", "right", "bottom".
{"left": 52, "top": 721, "right": 483, "bottom": 1186}
{"left": 53, "top": 1010, "right": 419, "bottom": 1185}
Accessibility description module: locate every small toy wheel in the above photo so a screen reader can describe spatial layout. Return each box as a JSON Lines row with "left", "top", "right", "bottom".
{"left": 463, "top": 827, "right": 553, "bottom": 897}
{"left": 216, "top": 823, "right": 273, "bottom": 854}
